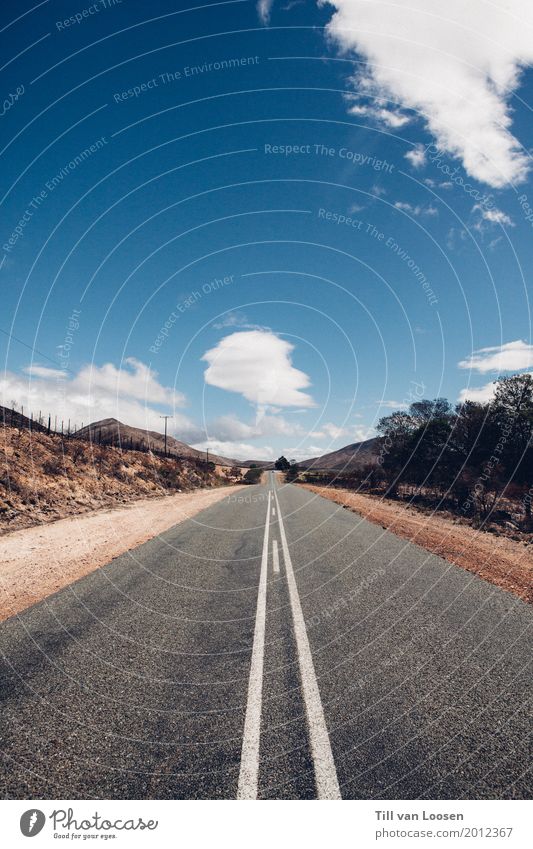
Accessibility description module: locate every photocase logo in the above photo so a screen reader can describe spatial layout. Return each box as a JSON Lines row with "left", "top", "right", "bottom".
{"left": 20, "top": 810, "right": 46, "bottom": 837}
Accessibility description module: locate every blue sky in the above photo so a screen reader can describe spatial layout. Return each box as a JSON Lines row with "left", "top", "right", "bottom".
{"left": 1, "top": 0, "right": 532, "bottom": 460}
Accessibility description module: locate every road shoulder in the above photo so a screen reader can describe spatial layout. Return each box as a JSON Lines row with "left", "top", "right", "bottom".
{"left": 0, "top": 484, "right": 247, "bottom": 622}
{"left": 300, "top": 483, "right": 533, "bottom": 604}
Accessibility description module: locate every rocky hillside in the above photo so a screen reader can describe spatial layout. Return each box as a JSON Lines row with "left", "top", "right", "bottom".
{"left": 298, "top": 436, "right": 382, "bottom": 471}
{"left": 75, "top": 417, "right": 236, "bottom": 466}
{"left": 0, "top": 425, "right": 240, "bottom": 534}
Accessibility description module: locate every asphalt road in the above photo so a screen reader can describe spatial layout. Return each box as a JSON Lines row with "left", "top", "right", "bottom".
{"left": 1, "top": 473, "right": 531, "bottom": 799}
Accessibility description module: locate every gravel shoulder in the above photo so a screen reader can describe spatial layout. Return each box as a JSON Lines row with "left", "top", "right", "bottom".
{"left": 0, "top": 484, "right": 246, "bottom": 622}
{"left": 300, "top": 483, "right": 533, "bottom": 604}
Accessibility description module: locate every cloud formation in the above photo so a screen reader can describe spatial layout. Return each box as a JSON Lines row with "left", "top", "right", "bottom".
{"left": 0, "top": 359, "right": 195, "bottom": 436}
{"left": 323, "top": 0, "right": 533, "bottom": 187}
{"left": 192, "top": 439, "right": 274, "bottom": 461}
{"left": 202, "top": 330, "right": 315, "bottom": 408}
{"left": 459, "top": 340, "right": 533, "bottom": 373}
{"left": 394, "top": 201, "right": 438, "bottom": 217}
{"left": 471, "top": 203, "right": 514, "bottom": 231}
{"left": 458, "top": 381, "right": 498, "bottom": 404}
{"left": 405, "top": 144, "right": 426, "bottom": 169}
{"left": 309, "top": 422, "right": 374, "bottom": 441}
{"left": 257, "top": 0, "right": 274, "bottom": 24}
{"left": 347, "top": 101, "right": 410, "bottom": 128}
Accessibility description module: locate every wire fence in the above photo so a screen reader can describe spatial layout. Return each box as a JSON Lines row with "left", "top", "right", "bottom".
{"left": 0, "top": 404, "right": 231, "bottom": 469}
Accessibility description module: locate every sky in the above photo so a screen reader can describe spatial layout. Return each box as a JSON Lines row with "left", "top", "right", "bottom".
{"left": 1, "top": 0, "right": 532, "bottom": 461}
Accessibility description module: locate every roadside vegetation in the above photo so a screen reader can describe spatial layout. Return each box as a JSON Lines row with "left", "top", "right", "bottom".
{"left": 0, "top": 424, "right": 242, "bottom": 534}
{"left": 243, "top": 466, "right": 263, "bottom": 484}
{"left": 302, "top": 374, "right": 533, "bottom": 536}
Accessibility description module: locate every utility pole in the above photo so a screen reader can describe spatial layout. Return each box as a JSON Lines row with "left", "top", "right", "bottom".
{"left": 160, "top": 415, "right": 172, "bottom": 456}
{"left": 206, "top": 448, "right": 209, "bottom": 465}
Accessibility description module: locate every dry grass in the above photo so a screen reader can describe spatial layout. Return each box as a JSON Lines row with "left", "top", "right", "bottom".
{"left": 0, "top": 427, "right": 239, "bottom": 535}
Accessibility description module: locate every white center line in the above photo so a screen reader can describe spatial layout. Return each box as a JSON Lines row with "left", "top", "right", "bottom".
{"left": 272, "top": 506, "right": 276, "bottom": 517}
{"left": 273, "top": 488, "right": 342, "bottom": 799}
{"left": 272, "top": 539, "right": 280, "bottom": 573}
{"left": 237, "top": 490, "right": 271, "bottom": 800}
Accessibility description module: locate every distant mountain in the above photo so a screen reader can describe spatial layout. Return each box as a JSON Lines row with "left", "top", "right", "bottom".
{"left": 298, "top": 437, "right": 382, "bottom": 471}
{"left": 2, "top": 403, "right": 382, "bottom": 471}
{"left": 75, "top": 418, "right": 237, "bottom": 467}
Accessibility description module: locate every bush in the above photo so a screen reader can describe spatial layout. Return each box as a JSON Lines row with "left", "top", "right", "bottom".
{"left": 43, "top": 457, "right": 65, "bottom": 476}
{"left": 244, "top": 467, "right": 263, "bottom": 484}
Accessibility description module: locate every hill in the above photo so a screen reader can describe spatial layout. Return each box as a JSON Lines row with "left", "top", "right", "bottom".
{"left": 1, "top": 404, "right": 50, "bottom": 434}
{"left": 75, "top": 418, "right": 237, "bottom": 466}
{"left": 0, "top": 425, "right": 237, "bottom": 534}
{"left": 298, "top": 436, "right": 382, "bottom": 471}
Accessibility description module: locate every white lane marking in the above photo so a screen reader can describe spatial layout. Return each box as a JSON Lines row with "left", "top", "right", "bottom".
{"left": 237, "top": 490, "right": 271, "bottom": 800}
{"left": 272, "top": 539, "right": 280, "bottom": 574}
{"left": 273, "top": 488, "right": 341, "bottom": 800}
{"left": 272, "top": 507, "right": 276, "bottom": 516}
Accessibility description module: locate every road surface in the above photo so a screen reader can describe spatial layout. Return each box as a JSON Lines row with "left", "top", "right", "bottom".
{"left": 1, "top": 473, "right": 531, "bottom": 799}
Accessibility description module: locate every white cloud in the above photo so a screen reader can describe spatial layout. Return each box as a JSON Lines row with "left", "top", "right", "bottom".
{"left": 471, "top": 203, "right": 515, "bottom": 230}
{"left": 1, "top": 359, "right": 195, "bottom": 436}
{"left": 394, "top": 201, "right": 438, "bottom": 216}
{"left": 202, "top": 330, "right": 315, "bottom": 408}
{"left": 25, "top": 365, "right": 66, "bottom": 380}
{"left": 192, "top": 439, "right": 274, "bottom": 461}
{"left": 281, "top": 445, "right": 326, "bottom": 462}
{"left": 446, "top": 225, "right": 468, "bottom": 250}
{"left": 459, "top": 340, "right": 533, "bottom": 373}
{"left": 309, "top": 422, "right": 375, "bottom": 441}
{"left": 309, "top": 422, "right": 352, "bottom": 440}
{"left": 348, "top": 102, "right": 411, "bottom": 128}
{"left": 257, "top": 0, "right": 274, "bottom": 24}
{"left": 212, "top": 312, "right": 248, "bottom": 330}
{"left": 458, "top": 370, "right": 533, "bottom": 403}
{"left": 208, "top": 412, "right": 303, "bottom": 440}
{"left": 378, "top": 400, "right": 409, "bottom": 410}
{"left": 458, "top": 381, "right": 498, "bottom": 403}
{"left": 75, "top": 357, "right": 187, "bottom": 407}
{"left": 212, "top": 311, "right": 266, "bottom": 331}
{"left": 405, "top": 144, "right": 426, "bottom": 169}
{"left": 322, "top": 0, "right": 533, "bottom": 187}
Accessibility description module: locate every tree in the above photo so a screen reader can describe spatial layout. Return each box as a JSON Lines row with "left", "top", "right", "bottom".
{"left": 244, "top": 467, "right": 262, "bottom": 484}
{"left": 492, "top": 374, "right": 533, "bottom": 480}
{"left": 492, "top": 374, "right": 533, "bottom": 521}
{"left": 274, "top": 456, "right": 291, "bottom": 471}
{"left": 286, "top": 462, "right": 300, "bottom": 482}
{"left": 376, "top": 411, "right": 418, "bottom": 493}
{"left": 410, "top": 398, "right": 452, "bottom": 424}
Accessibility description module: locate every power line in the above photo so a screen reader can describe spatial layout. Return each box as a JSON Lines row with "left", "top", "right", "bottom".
{"left": 0, "top": 326, "right": 71, "bottom": 372}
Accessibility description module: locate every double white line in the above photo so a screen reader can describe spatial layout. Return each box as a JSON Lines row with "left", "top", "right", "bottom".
{"left": 237, "top": 491, "right": 271, "bottom": 799}
{"left": 237, "top": 485, "right": 341, "bottom": 799}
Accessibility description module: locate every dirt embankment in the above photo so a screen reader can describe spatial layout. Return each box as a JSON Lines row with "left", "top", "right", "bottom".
{"left": 301, "top": 484, "right": 533, "bottom": 604}
{"left": 0, "top": 426, "right": 240, "bottom": 535}
{"left": 0, "top": 486, "right": 247, "bottom": 622}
